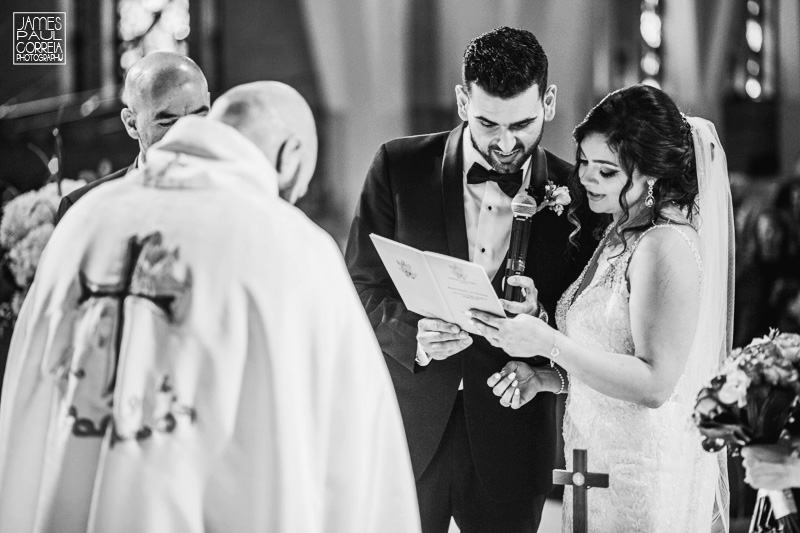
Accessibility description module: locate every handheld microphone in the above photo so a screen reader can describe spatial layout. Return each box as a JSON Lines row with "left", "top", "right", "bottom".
{"left": 504, "top": 193, "right": 537, "bottom": 302}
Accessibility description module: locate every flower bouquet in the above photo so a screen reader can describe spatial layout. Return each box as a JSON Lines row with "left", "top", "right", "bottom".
{"left": 693, "top": 330, "right": 800, "bottom": 533}
{"left": 0, "top": 179, "right": 85, "bottom": 334}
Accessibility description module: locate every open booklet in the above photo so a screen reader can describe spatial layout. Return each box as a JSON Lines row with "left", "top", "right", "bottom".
{"left": 370, "top": 234, "right": 507, "bottom": 334}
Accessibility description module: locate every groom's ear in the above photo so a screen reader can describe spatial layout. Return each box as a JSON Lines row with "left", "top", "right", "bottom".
{"left": 543, "top": 85, "right": 557, "bottom": 122}
{"left": 455, "top": 85, "right": 470, "bottom": 122}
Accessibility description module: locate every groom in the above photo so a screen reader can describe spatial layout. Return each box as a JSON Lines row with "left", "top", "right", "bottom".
{"left": 346, "top": 27, "right": 599, "bottom": 532}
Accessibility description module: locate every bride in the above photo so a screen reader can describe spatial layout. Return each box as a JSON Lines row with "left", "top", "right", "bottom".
{"left": 469, "top": 85, "right": 733, "bottom": 532}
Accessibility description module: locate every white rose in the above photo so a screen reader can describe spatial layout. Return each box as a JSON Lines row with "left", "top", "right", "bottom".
{"left": 717, "top": 369, "right": 750, "bottom": 405}
{"left": 775, "top": 334, "right": 800, "bottom": 362}
{"left": 552, "top": 187, "right": 571, "bottom": 206}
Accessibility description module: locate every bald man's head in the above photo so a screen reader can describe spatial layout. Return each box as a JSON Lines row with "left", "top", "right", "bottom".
{"left": 121, "top": 52, "right": 210, "bottom": 158}
{"left": 209, "top": 81, "right": 318, "bottom": 204}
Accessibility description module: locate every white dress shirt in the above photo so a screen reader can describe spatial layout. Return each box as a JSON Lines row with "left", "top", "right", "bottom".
{"left": 462, "top": 126, "right": 533, "bottom": 280}
{"left": 416, "top": 127, "right": 533, "bottom": 373}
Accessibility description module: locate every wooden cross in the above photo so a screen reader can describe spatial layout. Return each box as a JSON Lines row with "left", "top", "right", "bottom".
{"left": 553, "top": 449, "right": 610, "bottom": 533}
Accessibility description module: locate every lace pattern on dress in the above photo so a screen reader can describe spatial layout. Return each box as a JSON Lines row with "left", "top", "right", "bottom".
{"left": 556, "top": 222, "right": 716, "bottom": 533}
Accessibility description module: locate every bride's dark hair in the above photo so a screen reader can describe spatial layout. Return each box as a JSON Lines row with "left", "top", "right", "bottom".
{"left": 567, "top": 84, "right": 698, "bottom": 250}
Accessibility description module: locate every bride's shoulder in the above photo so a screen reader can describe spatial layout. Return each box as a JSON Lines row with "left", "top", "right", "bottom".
{"left": 639, "top": 224, "right": 699, "bottom": 256}
{"left": 638, "top": 206, "right": 700, "bottom": 250}
{"left": 629, "top": 221, "right": 702, "bottom": 278}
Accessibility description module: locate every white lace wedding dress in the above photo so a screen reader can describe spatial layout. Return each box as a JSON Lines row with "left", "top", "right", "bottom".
{"left": 556, "top": 224, "right": 720, "bottom": 533}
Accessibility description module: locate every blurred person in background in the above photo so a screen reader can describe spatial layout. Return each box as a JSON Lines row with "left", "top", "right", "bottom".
{"left": 767, "top": 176, "right": 800, "bottom": 335}
{"left": 729, "top": 172, "right": 759, "bottom": 243}
{"left": 773, "top": 176, "right": 800, "bottom": 267}
{"left": 55, "top": 51, "right": 210, "bottom": 224}
{"left": 734, "top": 209, "right": 796, "bottom": 346}
{"left": 770, "top": 279, "right": 800, "bottom": 334}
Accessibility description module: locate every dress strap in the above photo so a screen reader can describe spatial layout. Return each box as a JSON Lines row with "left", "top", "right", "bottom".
{"left": 636, "top": 224, "right": 702, "bottom": 267}
{"left": 619, "top": 224, "right": 704, "bottom": 286}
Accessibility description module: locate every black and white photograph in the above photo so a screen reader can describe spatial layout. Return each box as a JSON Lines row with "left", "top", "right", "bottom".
{"left": 1, "top": 1, "right": 799, "bottom": 532}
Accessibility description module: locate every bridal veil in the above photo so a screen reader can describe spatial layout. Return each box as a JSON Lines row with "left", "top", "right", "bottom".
{"left": 686, "top": 116, "right": 735, "bottom": 533}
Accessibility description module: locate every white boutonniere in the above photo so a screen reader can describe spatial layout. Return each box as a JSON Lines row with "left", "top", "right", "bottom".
{"left": 535, "top": 181, "right": 571, "bottom": 216}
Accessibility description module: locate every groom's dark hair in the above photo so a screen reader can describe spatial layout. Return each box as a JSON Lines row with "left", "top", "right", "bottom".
{"left": 462, "top": 27, "right": 548, "bottom": 99}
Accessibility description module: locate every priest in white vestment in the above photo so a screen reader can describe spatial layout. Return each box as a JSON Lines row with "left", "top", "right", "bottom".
{"left": 0, "top": 82, "right": 420, "bottom": 533}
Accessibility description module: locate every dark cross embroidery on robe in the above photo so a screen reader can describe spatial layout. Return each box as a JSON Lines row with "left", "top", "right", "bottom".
{"left": 55, "top": 231, "right": 195, "bottom": 445}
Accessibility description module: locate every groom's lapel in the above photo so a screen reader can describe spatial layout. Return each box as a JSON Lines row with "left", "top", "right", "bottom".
{"left": 528, "top": 146, "right": 552, "bottom": 236}
{"left": 529, "top": 146, "right": 549, "bottom": 191}
{"left": 441, "top": 123, "right": 469, "bottom": 261}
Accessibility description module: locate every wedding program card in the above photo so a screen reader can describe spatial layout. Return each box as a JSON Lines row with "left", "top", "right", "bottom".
{"left": 369, "top": 234, "right": 506, "bottom": 334}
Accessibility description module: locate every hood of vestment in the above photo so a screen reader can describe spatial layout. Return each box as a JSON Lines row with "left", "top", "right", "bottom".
{"left": 140, "top": 115, "right": 280, "bottom": 198}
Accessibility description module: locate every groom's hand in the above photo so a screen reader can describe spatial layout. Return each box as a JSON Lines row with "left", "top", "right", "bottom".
{"left": 500, "top": 275, "right": 540, "bottom": 316}
{"left": 417, "top": 318, "right": 472, "bottom": 360}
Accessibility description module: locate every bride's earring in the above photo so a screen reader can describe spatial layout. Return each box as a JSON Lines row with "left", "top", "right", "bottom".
{"left": 645, "top": 178, "right": 656, "bottom": 207}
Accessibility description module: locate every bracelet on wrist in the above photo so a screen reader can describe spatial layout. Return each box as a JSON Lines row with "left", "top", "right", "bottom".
{"left": 535, "top": 301, "right": 549, "bottom": 323}
{"left": 553, "top": 366, "right": 567, "bottom": 394}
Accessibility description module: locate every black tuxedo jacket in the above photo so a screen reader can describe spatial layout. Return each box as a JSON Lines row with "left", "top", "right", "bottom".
{"left": 55, "top": 162, "right": 135, "bottom": 225}
{"left": 345, "top": 124, "right": 600, "bottom": 500}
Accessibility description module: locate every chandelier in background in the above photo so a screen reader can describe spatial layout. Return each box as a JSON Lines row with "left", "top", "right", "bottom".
{"left": 639, "top": 0, "right": 662, "bottom": 89}
{"left": 118, "top": 0, "right": 191, "bottom": 80}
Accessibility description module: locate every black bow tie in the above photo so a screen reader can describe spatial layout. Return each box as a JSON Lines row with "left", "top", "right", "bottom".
{"left": 466, "top": 163, "right": 523, "bottom": 197}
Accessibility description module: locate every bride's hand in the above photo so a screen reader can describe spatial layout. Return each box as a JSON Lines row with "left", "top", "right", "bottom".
{"left": 468, "top": 309, "right": 553, "bottom": 359}
{"left": 500, "top": 275, "right": 541, "bottom": 317}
